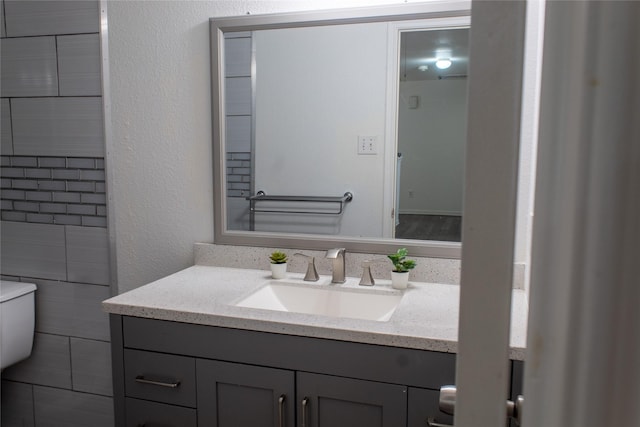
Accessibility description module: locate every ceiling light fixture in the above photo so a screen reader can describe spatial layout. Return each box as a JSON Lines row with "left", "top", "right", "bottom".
{"left": 435, "top": 58, "right": 452, "bottom": 69}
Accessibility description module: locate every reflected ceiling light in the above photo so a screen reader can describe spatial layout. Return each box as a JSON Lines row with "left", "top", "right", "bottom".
{"left": 418, "top": 65, "right": 429, "bottom": 72}
{"left": 435, "top": 58, "right": 452, "bottom": 69}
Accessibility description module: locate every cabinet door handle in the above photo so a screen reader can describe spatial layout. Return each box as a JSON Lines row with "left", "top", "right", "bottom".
{"left": 301, "top": 397, "right": 309, "bottom": 427}
{"left": 427, "top": 417, "right": 453, "bottom": 427}
{"left": 135, "top": 375, "right": 181, "bottom": 388}
{"left": 278, "top": 394, "right": 286, "bottom": 427}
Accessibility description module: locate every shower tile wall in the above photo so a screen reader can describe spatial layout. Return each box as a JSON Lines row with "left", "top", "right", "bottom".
{"left": 0, "top": 1, "right": 113, "bottom": 426}
{"left": 225, "top": 32, "right": 252, "bottom": 199}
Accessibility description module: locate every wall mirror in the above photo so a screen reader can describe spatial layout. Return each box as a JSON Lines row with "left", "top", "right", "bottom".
{"left": 210, "top": 1, "right": 471, "bottom": 258}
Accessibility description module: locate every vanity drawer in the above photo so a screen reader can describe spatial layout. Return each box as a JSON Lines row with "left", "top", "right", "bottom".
{"left": 124, "top": 349, "right": 196, "bottom": 408}
{"left": 125, "top": 397, "right": 197, "bottom": 427}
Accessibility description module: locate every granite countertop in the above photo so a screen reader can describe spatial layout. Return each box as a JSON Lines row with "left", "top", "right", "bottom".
{"left": 102, "top": 265, "right": 527, "bottom": 360}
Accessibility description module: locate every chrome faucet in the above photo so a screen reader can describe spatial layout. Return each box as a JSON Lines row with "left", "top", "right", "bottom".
{"left": 325, "top": 248, "right": 346, "bottom": 283}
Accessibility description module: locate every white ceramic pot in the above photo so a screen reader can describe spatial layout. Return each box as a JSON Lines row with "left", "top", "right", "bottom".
{"left": 270, "top": 263, "right": 287, "bottom": 279}
{"left": 391, "top": 271, "right": 409, "bottom": 289}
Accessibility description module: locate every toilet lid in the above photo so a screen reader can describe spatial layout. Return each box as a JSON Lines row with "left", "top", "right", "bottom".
{"left": 0, "top": 281, "right": 37, "bottom": 303}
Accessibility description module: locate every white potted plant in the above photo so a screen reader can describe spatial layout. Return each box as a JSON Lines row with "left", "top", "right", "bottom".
{"left": 387, "top": 248, "right": 416, "bottom": 289}
{"left": 269, "top": 250, "right": 288, "bottom": 279}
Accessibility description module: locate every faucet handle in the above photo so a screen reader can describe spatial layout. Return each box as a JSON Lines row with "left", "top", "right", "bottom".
{"left": 359, "top": 258, "right": 387, "bottom": 286}
{"left": 294, "top": 253, "right": 319, "bottom": 282}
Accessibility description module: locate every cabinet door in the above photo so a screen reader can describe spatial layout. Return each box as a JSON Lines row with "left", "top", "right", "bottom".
{"left": 408, "top": 387, "right": 453, "bottom": 427}
{"left": 197, "top": 359, "right": 295, "bottom": 427}
{"left": 297, "top": 372, "right": 407, "bottom": 427}
{"left": 125, "top": 397, "right": 197, "bottom": 427}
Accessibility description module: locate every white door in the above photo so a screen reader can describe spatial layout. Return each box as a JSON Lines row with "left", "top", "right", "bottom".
{"left": 456, "top": 1, "right": 640, "bottom": 427}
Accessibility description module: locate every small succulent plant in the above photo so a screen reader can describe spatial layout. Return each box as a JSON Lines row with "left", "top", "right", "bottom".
{"left": 388, "top": 248, "right": 416, "bottom": 273}
{"left": 269, "top": 250, "right": 288, "bottom": 264}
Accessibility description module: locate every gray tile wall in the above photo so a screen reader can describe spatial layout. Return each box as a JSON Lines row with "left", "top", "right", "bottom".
{"left": 0, "top": 2, "right": 113, "bottom": 426}
{"left": 224, "top": 33, "right": 253, "bottom": 201}
{"left": 1, "top": 155, "right": 107, "bottom": 227}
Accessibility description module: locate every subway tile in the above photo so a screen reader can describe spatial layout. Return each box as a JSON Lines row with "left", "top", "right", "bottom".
{"left": 65, "top": 225, "right": 110, "bottom": 285}
{"left": 33, "top": 386, "right": 114, "bottom": 427}
{"left": 79, "top": 169, "right": 105, "bottom": 180}
{"left": 1, "top": 380, "right": 35, "bottom": 427}
{"left": 2, "top": 211, "right": 26, "bottom": 221}
{"left": 12, "top": 98, "right": 105, "bottom": 157}
{"left": 39, "top": 202, "right": 67, "bottom": 214}
{"left": 67, "top": 181, "right": 95, "bottom": 192}
{"left": 80, "top": 192, "right": 106, "bottom": 204}
{"left": 95, "top": 182, "right": 106, "bottom": 193}
{"left": 53, "top": 214, "right": 82, "bottom": 226}
{"left": 96, "top": 158, "right": 105, "bottom": 168}
{"left": 12, "top": 180, "right": 39, "bottom": 190}
{"left": 4, "top": 0, "right": 100, "bottom": 37}
{"left": 1, "top": 156, "right": 10, "bottom": 166}
{"left": 38, "top": 157, "right": 66, "bottom": 168}
{"left": 26, "top": 213, "right": 54, "bottom": 224}
{"left": 2, "top": 333, "right": 71, "bottom": 389}
{"left": 1, "top": 189, "right": 25, "bottom": 199}
{"left": 52, "top": 191, "right": 81, "bottom": 203}
{"left": 96, "top": 205, "right": 107, "bottom": 216}
{"left": 82, "top": 216, "right": 107, "bottom": 228}
{"left": 0, "top": 36, "right": 58, "bottom": 97}
{"left": 67, "top": 204, "right": 95, "bottom": 215}
{"left": 25, "top": 168, "right": 51, "bottom": 179}
{"left": 1, "top": 167, "right": 24, "bottom": 178}
{"left": 13, "top": 201, "right": 40, "bottom": 212}
{"left": 70, "top": 338, "right": 112, "bottom": 396}
{"left": 1, "top": 199, "right": 13, "bottom": 210}
{"left": 25, "top": 191, "right": 53, "bottom": 202}
{"left": 38, "top": 180, "right": 66, "bottom": 191}
{"left": 32, "top": 279, "right": 110, "bottom": 341}
{"left": 51, "top": 168, "right": 79, "bottom": 180}
{"left": 58, "top": 34, "right": 102, "bottom": 96}
{"left": 2, "top": 177, "right": 15, "bottom": 187}
{"left": 11, "top": 156, "right": 38, "bottom": 167}
{"left": 0, "top": 221, "right": 66, "bottom": 280}
{"left": 1, "top": 99, "right": 13, "bottom": 155}
{"left": 67, "top": 157, "right": 96, "bottom": 169}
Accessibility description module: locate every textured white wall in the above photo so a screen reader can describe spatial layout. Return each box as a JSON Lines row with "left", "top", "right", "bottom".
{"left": 105, "top": 0, "right": 411, "bottom": 293}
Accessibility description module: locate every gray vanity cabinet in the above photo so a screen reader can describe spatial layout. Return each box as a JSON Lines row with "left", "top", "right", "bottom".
{"left": 408, "top": 387, "right": 454, "bottom": 427}
{"left": 110, "top": 315, "right": 460, "bottom": 427}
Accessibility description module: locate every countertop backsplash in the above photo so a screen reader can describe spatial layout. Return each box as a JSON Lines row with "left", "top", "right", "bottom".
{"left": 194, "top": 242, "right": 461, "bottom": 285}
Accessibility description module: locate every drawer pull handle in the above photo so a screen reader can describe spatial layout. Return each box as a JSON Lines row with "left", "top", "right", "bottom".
{"left": 135, "top": 375, "right": 181, "bottom": 388}
{"left": 301, "top": 397, "right": 309, "bottom": 427}
{"left": 278, "top": 394, "right": 286, "bottom": 427}
{"left": 427, "top": 417, "right": 453, "bottom": 427}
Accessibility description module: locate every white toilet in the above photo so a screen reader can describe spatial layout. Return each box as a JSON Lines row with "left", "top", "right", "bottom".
{"left": 1, "top": 280, "right": 37, "bottom": 371}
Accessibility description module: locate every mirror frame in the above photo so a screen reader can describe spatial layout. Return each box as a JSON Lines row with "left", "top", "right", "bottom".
{"left": 210, "top": 1, "right": 471, "bottom": 258}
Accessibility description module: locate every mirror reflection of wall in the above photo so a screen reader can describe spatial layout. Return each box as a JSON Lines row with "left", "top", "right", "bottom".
{"left": 395, "top": 28, "right": 469, "bottom": 242}
{"left": 222, "top": 22, "right": 469, "bottom": 243}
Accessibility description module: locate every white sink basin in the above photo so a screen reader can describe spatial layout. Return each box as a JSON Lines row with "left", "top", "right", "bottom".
{"left": 235, "top": 281, "right": 403, "bottom": 321}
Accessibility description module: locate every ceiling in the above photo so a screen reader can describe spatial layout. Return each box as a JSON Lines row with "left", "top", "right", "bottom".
{"left": 400, "top": 27, "right": 469, "bottom": 82}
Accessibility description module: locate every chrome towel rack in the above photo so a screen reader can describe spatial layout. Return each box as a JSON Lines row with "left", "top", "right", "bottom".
{"left": 246, "top": 191, "right": 353, "bottom": 231}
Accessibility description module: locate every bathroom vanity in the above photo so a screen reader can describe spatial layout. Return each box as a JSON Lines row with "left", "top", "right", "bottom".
{"left": 104, "top": 265, "right": 526, "bottom": 427}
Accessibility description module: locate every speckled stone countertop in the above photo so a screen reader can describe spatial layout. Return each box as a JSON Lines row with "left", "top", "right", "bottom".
{"left": 103, "top": 265, "right": 527, "bottom": 360}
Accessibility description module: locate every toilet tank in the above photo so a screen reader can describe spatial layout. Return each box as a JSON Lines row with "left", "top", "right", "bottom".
{"left": 1, "top": 280, "right": 37, "bottom": 370}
